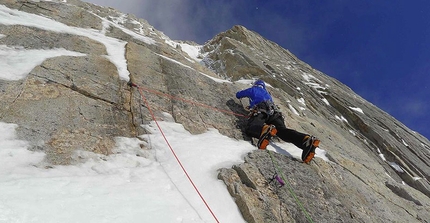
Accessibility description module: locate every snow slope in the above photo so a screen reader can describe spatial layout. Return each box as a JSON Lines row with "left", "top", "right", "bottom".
{"left": 0, "top": 114, "right": 328, "bottom": 222}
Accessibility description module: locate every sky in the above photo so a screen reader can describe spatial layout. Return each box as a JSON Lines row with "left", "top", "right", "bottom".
{"left": 83, "top": 0, "right": 430, "bottom": 140}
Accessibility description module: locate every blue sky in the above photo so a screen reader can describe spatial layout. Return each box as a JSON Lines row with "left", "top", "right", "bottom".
{"left": 85, "top": 0, "right": 430, "bottom": 140}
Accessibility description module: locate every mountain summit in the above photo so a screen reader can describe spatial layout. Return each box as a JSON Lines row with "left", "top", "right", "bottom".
{"left": 0, "top": 1, "right": 429, "bottom": 222}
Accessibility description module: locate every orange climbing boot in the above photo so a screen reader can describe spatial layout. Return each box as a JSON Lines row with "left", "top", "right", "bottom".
{"left": 257, "top": 125, "right": 277, "bottom": 150}
{"left": 301, "top": 135, "right": 320, "bottom": 163}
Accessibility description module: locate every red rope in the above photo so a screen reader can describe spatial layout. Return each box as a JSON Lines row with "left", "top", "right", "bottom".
{"left": 136, "top": 86, "right": 220, "bottom": 223}
{"left": 137, "top": 85, "right": 247, "bottom": 118}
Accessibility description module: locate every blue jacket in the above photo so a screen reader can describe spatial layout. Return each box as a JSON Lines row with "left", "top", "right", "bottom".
{"left": 236, "top": 85, "right": 273, "bottom": 108}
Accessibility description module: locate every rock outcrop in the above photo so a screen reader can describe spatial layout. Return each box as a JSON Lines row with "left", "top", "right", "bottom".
{"left": 1, "top": 1, "right": 429, "bottom": 222}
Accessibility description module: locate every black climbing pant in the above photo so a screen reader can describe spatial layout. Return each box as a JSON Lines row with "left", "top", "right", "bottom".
{"left": 246, "top": 112, "right": 308, "bottom": 150}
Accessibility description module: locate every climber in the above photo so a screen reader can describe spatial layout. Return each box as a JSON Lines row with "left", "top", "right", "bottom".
{"left": 236, "top": 79, "right": 320, "bottom": 163}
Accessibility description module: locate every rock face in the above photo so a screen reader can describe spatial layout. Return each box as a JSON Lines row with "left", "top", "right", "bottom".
{"left": 202, "top": 25, "right": 430, "bottom": 222}
{"left": 0, "top": 1, "right": 429, "bottom": 222}
{"left": 219, "top": 151, "right": 430, "bottom": 222}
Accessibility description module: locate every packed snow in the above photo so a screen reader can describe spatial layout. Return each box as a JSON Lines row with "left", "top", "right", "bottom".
{"left": 349, "top": 106, "right": 364, "bottom": 114}
{"left": 0, "top": 4, "right": 155, "bottom": 81}
{"left": 0, "top": 114, "right": 328, "bottom": 222}
{"left": 301, "top": 73, "right": 328, "bottom": 95}
{"left": 349, "top": 130, "right": 357, "bottom": 136}
{"left": 322, "top": 98, "right": 330, "bottom": 106}
{"left": 162, "top": 34, "right": 203, "bottom": 64}
{"left": 297, "top": 97, "right": 306, "bottom": 106}
{"left": 0, "top": 45, "right": 86, "bottom": 81}
{"left": 288, "top": 103, "right": 300, "bottom": 116}
{"left": 97, "top": 13, "right": 155, "bottom": 45}
{"left": 155, "top": 53, "right": 229, "bottom": 83}
{"left": 402, "top": 139, "right": 409, "bottom": 147}
{"left": 335, "top": 115, "right": 348, "bottom": 123}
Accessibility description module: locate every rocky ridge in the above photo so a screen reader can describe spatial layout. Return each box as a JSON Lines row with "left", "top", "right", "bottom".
{"left": 0, "top": 0, "right": 430, "bottom": 222}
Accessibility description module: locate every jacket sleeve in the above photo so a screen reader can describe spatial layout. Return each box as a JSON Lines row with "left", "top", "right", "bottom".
{"left": 236, "top": 88, "right": 251, "bottom": 99}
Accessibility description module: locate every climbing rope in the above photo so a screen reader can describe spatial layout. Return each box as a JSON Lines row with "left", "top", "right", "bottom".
{"left": 130, "top": 82, "right": 247, "bottom": 118}
{"left": 131, "top": 83, "right": 220, "bottom": 223}
{"left": 128, "top": 81, "right": 313, "bottom": 222}
{"left": 267, "top": 149, "right": 314, "bottom": 223}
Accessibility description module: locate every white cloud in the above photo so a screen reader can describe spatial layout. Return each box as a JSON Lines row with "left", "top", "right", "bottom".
{"left": 403, "top": 99, "right": 427, "bottom": 116}
{"left": 84, "top": 0, "right": 238, "bottom": 43}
